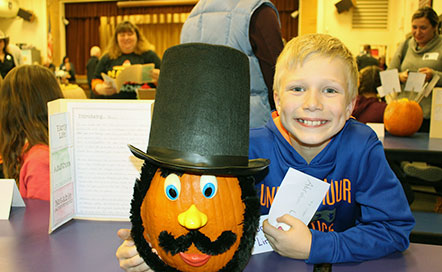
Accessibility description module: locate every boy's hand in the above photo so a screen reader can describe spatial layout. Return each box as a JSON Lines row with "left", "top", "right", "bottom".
{"left": 116, "top": 229, "right": 153, "bottom": 272}
{"left": 263, "top": 215, "right": 312, "bottom": 260}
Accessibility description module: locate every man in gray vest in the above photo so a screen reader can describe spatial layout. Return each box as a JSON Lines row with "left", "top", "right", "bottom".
{"left": 180, "top": 0, "right": 284, "bottom": 128}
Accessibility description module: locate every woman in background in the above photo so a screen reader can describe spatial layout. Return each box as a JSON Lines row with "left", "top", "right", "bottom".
{"left": 59, "top": 56, "right": 76, "bottom": 83}
{"left": 352, "top": 65, "right": 386, "bottom": 123}
{"left": 0, "top": 30, "right": 15, "bottom": 79}
{"left": 389, "top": 6, "right": 442, "bottom": 132}
{"left": 92, "top": 21, "right": 161, "bottom": 99}
{"left": 389, "top": 7, "right": 442, "bottom": 206}
{"left": 0, "top": 65, "right": 64, "bottom": 201}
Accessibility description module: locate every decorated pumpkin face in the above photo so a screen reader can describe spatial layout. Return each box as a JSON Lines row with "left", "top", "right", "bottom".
{"left": 131, "top": 163, "right": 260, "bottom": 272}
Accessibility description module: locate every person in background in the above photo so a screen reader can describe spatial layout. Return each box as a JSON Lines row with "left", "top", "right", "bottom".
{"left": 91, "top": 21, "right": 161, "bottom": 99}
{"left": 42, "top": 58, "right": 56, "bottom": 73}
{"left": 86, "top": 45, "right": 101, "bottom": 95}
{"left": 59, "top": 56, "right": 76, "bottom": 83}
{"left": 180, "top": 0, "right": 284, "bottom": 128}
{"left": 115, "top": 34, "right": 414, "bottom": 269}
{"left": 0, "top": 65, "right": 64, "bottom": 201}
{"left": 352, "top": 65, "right": 387, "bottom": 123}
{"left": 7, "top": 43, "right": 23, "bottom": 66}
{"left": 389, "top": 6, "right": 442, "bottom": 132}
{"left": 378, "top": 55, "right": 387, "bottom": 70}
{"left": 0, "top": 30, "right": 15, "bottom": 78}
{"left": 388, "top": 6, "right": 442, "bottom": 196}
{"left": 356, "top": 44, "right": 379, "bottom": 71}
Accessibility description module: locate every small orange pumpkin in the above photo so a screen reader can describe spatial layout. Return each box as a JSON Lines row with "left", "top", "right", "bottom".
{"left": 384, "top": 98, "right": 423, "bottom": 136}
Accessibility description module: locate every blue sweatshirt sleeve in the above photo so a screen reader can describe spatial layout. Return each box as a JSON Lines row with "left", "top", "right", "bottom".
{"left": 307, "top": 139, "right": 415, "bottom": 263}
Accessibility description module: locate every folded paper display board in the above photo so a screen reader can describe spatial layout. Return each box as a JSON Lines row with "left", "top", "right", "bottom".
{"left": 430, "top": 88, "right": 442, "bottom": 138}
{"left": 47, "top": 99, "right": 153, "bottom": 233}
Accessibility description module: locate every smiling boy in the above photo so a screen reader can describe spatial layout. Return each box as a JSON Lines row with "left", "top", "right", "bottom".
{"left": 250, "top": 33, "right": 415, "bottom": 263}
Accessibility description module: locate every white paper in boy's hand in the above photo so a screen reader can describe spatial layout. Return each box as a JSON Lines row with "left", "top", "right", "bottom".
{"left": 404, "top": 72, "right": 426, "bottom": 92}
{"left": 380, "top": 69, "right": 401, "bottom": 94}
{"left": 268, "top": 168, "right": 330, "bottom": 230}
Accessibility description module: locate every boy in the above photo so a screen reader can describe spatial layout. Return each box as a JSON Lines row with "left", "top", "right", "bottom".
{"left": 252, "top": 33, "right": 414, "bottom": 263}
{"left": 116, "top": 34, "right": 414, "bottom": 269}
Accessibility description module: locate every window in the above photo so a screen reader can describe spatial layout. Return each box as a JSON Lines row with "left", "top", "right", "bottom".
{"left": 352, "top": 0, "right": 389, "bottom": 29}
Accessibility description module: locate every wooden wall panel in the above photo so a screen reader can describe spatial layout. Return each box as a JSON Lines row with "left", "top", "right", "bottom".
{"left": 62, "top": 0, "right": 298, "bottom": 75}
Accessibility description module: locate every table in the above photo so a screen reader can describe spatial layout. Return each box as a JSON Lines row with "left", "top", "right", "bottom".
{"left": 381, "top": 132, "right": 442, "bottom": 197}
{"left": 381, "top": 132, "right": 442, "bottom": 244}
{"left": 381, "top": 132, "right": 442, "bottom": 164}
{"left": 2, "top": 200, "right": 442, "bottom": 272}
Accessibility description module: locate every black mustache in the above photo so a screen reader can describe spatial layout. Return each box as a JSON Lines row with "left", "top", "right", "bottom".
{"left": 159, "top": 230, "right": 237, "bottom": 256}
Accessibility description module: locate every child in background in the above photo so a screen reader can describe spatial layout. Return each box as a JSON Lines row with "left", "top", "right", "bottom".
{"left": 252, "top": 33, "right": 414, "bottom": 263}
{"left": 0, "top": 65, "right": 64, "bottom": 201}
{"left": 352, "top": 65, "right": 387, "bottom": 123}
{"left": 115, "top": 34, "right": 414, "bottom": 269}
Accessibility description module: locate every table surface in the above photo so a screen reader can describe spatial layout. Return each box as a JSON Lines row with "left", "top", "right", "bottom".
{"left": 2, "top": 199, "right": 442, "bottom": 272}
{"left": 381, "top": 132, "right": 442, "bottom": 164}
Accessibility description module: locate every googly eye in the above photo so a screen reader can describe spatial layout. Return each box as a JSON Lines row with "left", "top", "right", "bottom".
{"left": 164, "top": 174, "right": 181, "bottom": 201}
{"left": 200, "top": 175, "right": 217, "bottom": 199}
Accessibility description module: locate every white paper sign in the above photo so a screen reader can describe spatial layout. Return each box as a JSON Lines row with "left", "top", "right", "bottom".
{"left": 69, "top": 103, "right": 150, "bottom": 219}
{"left": 0, "top": 179, "right": 25, "bottom": 220}
{"left": 366, "top": 123, "right": 385, "bottom": 138}
{"left": 404, "top": 72, "right": 426, "bottom": 92}
{"left": 49, "top": 112, "right": 75, "bottom": 231}
{"left": 268, "top": 168, "right": 330, "bottom": 230}
{"left": 377, "top": 86, "right": 386, "bottom": 97}
{"left": 252, "top": 215, "right": 273, "bottom": 255}
{"left": 424, "top": 74, "right": 440, "bottom": 98}
{"left": 380, "top": 69, "right": 402, "bottom": 94}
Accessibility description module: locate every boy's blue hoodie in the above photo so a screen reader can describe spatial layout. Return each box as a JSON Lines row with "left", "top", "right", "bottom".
{"left": 249, "top": 117, "right": 415, "bottom": 264}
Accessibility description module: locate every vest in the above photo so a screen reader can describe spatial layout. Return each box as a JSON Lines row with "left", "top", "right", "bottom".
{"left": 180, "top": 0, "right": 279, "bottom": 128}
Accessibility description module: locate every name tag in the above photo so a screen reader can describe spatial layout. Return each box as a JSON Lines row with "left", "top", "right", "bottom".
{"left": 423, "top": 52, "right": 439, "bottom": 60}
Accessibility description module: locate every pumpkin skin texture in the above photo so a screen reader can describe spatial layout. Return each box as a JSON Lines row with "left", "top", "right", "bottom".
{"left": 130, "top": 162, "right": 260, "bottom": 272}
{"left": 384, "top": 98, "right": 423, "bottom": 136}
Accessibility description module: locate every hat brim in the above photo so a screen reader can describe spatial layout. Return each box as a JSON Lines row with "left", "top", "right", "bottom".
{"left": 129, "top": 144, "right": 269, "bottom": 176}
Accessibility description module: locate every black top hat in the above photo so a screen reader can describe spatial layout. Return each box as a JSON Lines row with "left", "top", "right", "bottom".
{"left": 129, "top": 43, "right": 269, "bottom": 176}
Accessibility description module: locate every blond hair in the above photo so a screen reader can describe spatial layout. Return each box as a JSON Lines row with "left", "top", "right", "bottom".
{"left": 106, "top": 21, "right": 155, "bottom": 59}
{"left": 274, "top": 33, "right": 358, "bottom": 103}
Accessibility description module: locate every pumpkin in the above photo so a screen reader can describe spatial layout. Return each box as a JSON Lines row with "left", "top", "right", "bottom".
{"left": 384, "top": 98, "right": 423, "bottom": 136}
{"left": 131, "top": 163, "right": 260, "bottom": 272}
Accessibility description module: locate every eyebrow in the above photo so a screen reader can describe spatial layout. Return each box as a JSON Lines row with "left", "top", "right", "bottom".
{"left": 160, "top": 167, "right": 184, "bottom": 178}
